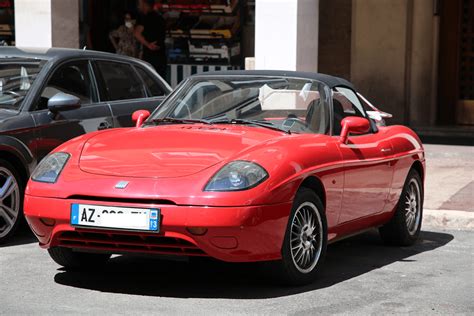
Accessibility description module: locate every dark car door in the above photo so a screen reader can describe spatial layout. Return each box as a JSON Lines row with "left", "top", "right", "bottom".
{"left": 333, "top": 87, "right": 394, "bottom": 224}
{"left": 30, "top": 60, "right": 113, "bottom": 160}
{"left": 93, "top": 60, "right": 169, "bottom": 127}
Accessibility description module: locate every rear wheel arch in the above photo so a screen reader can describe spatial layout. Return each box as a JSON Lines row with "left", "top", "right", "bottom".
{"left": 299, "top": 176, "right": 326, "bottom": 210}
{"left": 410, "top": 160, "right": 424, "bottom": 182}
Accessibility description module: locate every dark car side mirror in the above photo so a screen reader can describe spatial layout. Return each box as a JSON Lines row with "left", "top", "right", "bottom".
{"left": 132, "top": 110, "right": 151, "bottom": 127}
{"left": 47, "top": 92, "right": 81, "bottom": 114}
{"left": 340, "top": 116, "right": 370, "bottom": 144}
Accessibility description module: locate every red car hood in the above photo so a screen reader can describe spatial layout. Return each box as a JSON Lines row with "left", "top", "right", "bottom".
{"left": 79, "top": 125, "right": 280, "bottom": 178}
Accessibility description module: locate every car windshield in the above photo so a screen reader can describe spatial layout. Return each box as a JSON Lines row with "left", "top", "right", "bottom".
{"left": 0, "top": 58, "right": 45, "bottom": 109}
{"left": 148, "top": 76, "right": 331, "bottom": 134}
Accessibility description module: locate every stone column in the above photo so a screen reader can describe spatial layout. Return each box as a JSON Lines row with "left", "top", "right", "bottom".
{"left": 255, "top": 0, "right": 319, "bottom": 72}
{"left": 14, "top": 0, "right": 79, "bottom": 48}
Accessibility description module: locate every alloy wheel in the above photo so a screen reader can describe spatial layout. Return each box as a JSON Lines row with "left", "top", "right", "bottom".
{"left": 0, "top": 167, "right": 20, "bottom": 238}
{"left": 290, "top": 201, "right": 323, "bottom": 274}
{"left": 404, "top": 178, "right": 421, "bottom": 235}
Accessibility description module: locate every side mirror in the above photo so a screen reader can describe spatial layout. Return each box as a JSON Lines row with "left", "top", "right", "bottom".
{"left": 340, "top": 116, "right": 370, "bottom": 144}
{"left": 132, "top": 110, "right": 151, "bottom": 127}
{"left": 47, "top": 92, "right": 81, "bottom": 114}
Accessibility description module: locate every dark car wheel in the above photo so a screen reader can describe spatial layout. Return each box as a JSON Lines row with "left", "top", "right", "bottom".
{"left": 379, "top": 169, "right": 423, "bottom": 246}
{"left": 0, "top": 159, "right": 23, "bottom": 244}
{"left": 267, "top": 187, "right": 327, "bottom": 285}
{"left": 48, "top": 247, "right": 111, "bottom": 269}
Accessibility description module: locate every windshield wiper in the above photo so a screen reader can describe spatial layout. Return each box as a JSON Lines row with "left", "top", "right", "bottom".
{"left": 150, "top": 117, "right": 212, "bottom": 125}
{"left": 209, "top": 118, "right": 291, "bottom": 134}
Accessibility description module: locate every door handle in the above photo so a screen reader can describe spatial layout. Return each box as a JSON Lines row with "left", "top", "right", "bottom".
{"left": 381, "top": 147, "right": 392, "bottom": 153}
{"left": 98, "top": 121, "right": 112, "bottom": 130}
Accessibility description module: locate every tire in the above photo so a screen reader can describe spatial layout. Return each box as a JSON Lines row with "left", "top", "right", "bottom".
{"left": 266, "top": 187, "right": 327, "bottom": 285}
{"left": 48, "top": 247, "right": 111, "bottom": 270}
{"left": 0, "top": 159, "right": 23, "bottom": 244}
{"left": 379, "top": 169, "right": 423, "bottom": 246}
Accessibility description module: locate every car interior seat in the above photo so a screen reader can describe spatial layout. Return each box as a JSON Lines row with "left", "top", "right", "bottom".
{"left": 333, "top": 99, "right": 345, "bottom": 135}
{"left": 306, "top": 99, "right": 329, "bottom": 134}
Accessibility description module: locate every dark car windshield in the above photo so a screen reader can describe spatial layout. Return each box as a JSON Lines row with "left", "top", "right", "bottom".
{"left": 148, "top": 76, "right": 331, "bottom": 134}
{"left": 0, "top": 58, "right": 45, "bottom": 109}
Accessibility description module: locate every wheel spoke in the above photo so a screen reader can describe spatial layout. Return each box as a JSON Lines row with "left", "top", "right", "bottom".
{"left": 1, "top": 204, "right": 16, "bottom": 217}
{"left": 305, "top": 250, "right": 311, "bottom": 266}
{"left": 295, "top": 247, "right": 304, "bottom": 264}
{"left": 296, "top": 212, "right": 304, "bottom": 226}
{"left": 409, "top": 185, "right": 415, "bottom": 198}
{"left": 292, "top": 244, "right": 302, "bottom": 251}
{"left": 0, "top": 176, "right": 16, "bottom": 200}
{"left": 0, "top": 207, "right": 14, "bottom": 226}
{"left": 301, "top": 208, "right": 307, "bottom": 225}
{"left": 293, "top": 220, "right": 302, "bottom": 230}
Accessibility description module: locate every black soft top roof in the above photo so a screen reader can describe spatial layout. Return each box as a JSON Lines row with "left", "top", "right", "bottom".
{"left": 193, "top": 70, "right": 355, "bottom": 90}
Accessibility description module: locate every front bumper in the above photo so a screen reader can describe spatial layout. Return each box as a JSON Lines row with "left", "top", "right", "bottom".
{"left": 24, "top": 194, "right": 292, "bottom": 262}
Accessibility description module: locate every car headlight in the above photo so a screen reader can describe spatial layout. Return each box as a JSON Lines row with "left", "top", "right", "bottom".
{"left": 31, "top": 152, "right": 70, "bottom": 183}
{"left": 204, "top": 161, "right": 268, "bottom": 191}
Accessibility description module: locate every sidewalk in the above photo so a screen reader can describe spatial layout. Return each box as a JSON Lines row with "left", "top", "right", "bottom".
{"left": 422, "top": 144, "right": 473, "bottom": 229}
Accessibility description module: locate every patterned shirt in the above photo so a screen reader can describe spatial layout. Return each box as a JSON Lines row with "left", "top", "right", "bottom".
{"left": 109, "top": 25, "right": 138, "bottom": 57}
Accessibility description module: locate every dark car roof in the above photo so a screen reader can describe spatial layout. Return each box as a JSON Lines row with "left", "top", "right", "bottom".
{"left": 0, "top": 46, "right": 142, "bottom": 64}
{"left": 193, "top": 70, "right": 355, "bottom": 90}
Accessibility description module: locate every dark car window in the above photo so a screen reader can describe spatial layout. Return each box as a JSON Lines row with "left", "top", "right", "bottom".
{"left": 0, "top": 59, "right": 45, "bottom": 110}
{"left": 96, "top": 61, "right": 146, "bottom": 101}
{"left": 135, "top": 66, "right": 165, "bottom": 97}
{"left": 332, "top": 87, "right": 367, "bottom": 135}
{"left": 37, "top": 60, "right": 95, "bottom": 111}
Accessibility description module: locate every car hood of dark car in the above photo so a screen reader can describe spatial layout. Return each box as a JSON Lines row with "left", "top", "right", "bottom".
{"left": 0, "top": 108, "right": 19, "bottom": 121}
{"left": 79, "top": 124, "right": 283, "bottom": 178}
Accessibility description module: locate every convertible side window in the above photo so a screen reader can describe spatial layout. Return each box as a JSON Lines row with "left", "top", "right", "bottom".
{"left": 332, "top": 87, "right": 367, "bottom": 135}
{"left": 37, "top": 60, "right": 95, "bottom": 111}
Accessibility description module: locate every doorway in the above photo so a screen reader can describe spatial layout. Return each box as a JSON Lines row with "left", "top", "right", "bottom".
{"left": 438, "top": 0, "right": 474, "bottom": 126}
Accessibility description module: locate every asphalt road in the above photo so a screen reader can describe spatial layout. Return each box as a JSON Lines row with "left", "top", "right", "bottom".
{"left": 1, "top": 144, "right": 472, "bottom": 315}
{"left": 1, "top": 226, "right": 472, "bottom": 315}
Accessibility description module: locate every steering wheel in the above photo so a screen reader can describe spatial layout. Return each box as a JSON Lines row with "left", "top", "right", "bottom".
{"left": 281, "top": 117, "right": 308, "bottom": 131}
{"left": 3, "top": 90, "right": 21, "bottom": 97}
{"left": 175, "top": 100, "right": 193, "bottom": 119}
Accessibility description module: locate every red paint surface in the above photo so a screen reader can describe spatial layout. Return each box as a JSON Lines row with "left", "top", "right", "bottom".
{"left": 24, "top": 123, "right": 425, "bottom": 262}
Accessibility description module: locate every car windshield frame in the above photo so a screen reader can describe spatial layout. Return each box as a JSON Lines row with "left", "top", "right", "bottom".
{"left": 147, "top": 75, "right": 332, "bottom": 135}
{"left": 0, "top": 57, "right": 46, "bottom": 110}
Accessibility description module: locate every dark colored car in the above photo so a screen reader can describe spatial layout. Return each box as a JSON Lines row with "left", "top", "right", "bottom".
{"left": 0, "top": 47, "right": 171, "bottom": 242}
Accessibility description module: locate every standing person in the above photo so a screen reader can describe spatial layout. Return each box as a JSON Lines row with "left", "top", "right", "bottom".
{"left": 109, "top": 12, "right": 138, "bottom": 57}
{"left": 135, "top": 0, "right": 167, "bottom": 78}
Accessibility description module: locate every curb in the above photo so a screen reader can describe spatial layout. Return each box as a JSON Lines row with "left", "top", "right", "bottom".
{"left": 423, "top": 209, "right": 474, "bottom": 230}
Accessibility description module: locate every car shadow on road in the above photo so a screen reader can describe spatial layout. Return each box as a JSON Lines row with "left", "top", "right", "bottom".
{"left": 53, "top": 229, "right": 453, "bottom": 299}
{"left": 0, "top": 225, "right": 37, "bottom": 248}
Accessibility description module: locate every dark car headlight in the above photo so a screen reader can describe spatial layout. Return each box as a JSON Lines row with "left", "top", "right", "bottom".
{"left": 204, "top": 161, "right": 268, "bottom": 191}
{"left": 31, "top": 152, "right": 70, "bottom": 183}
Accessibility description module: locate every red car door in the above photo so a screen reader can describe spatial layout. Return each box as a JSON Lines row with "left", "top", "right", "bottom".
{"left": 331, "top": 87, "right": 394, "bottom": 224}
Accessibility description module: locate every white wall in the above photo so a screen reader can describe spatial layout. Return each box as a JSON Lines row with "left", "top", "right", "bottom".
{"left": 255, "top": 0, "right": 319, "bottom": 71}
{"left": 15, "top": 0, "right": 53, "bottom": 47}
{"left": 255, "top": 0, "right": 298, "bottom": 70}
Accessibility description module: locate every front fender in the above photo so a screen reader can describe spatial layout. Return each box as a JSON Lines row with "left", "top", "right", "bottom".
{"left": 0, "top": 135, "right": 35, "bottom": 175}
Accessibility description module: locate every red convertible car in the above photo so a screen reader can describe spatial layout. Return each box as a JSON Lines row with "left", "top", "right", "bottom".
{"left": 24, "top": 71, "right": 425, "bottom": 285}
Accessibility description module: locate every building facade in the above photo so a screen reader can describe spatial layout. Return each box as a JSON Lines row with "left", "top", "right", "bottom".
{"left": 10, "top": 0, "right": 474, "bottom": 139}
